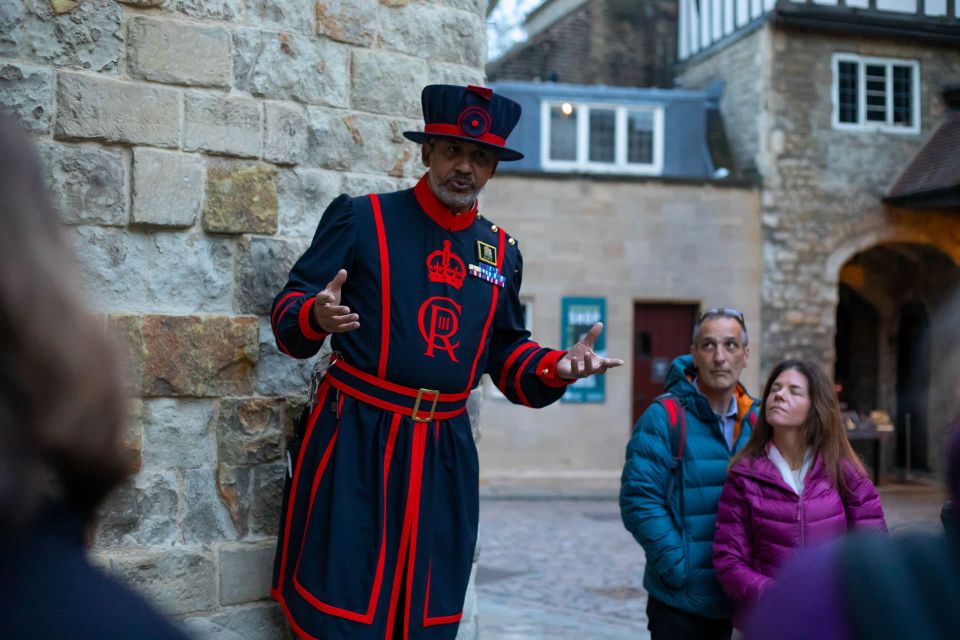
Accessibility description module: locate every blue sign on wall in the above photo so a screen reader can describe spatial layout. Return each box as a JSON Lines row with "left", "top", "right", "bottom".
{"left": 560, "top": 297, "right": 606, "bottom": 403}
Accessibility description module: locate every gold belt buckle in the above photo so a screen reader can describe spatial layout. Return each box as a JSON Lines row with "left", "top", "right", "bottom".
{"left": 412, "top": 388, "right": 440, "bottom": 422}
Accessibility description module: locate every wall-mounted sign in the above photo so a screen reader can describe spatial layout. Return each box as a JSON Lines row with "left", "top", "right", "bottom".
{"left": 560, "top": 297, "right": 606, "bottom": 403}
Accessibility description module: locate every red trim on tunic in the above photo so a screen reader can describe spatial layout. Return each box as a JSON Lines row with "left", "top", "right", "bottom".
{"left": 413, "top": 175, "right": 476, "bottom": 232}
{"left": 498, "top": 342, "right": 539, "bottom": 393}
{"left": 422, "top": 562, "right": 464, "bottom": 627}
{"left": 371, "top": 194, "right": 391, "bottom": 378}
{"left": 513, "top": 348, "right": 541, "bottom": 407}
{"left": 277, "top": 381, "right": 331, "bottom": 591}
{"left": 272, "top": 590, "right": 323, "bottom": 640}
{"left": 463, "top": 228, "right": 506, "bottom": 392}
{"left": 272, "top": 291, "right": 305, "bottom": 329}
{"left": 536, "top": 349, "right": 575, "bottom": 388}
{"left": 334, "top": 359, "right": 470, "bottom": 401}
{"left": 402, "top": 422, "right": 428, "bottom": 639}
{"left": 424, "top": 123, "right": 506, "bottom": 147}
{"left": 298, "top": 298, "right": 327, "bottom": 341}
{"left": 327, "top": 374, "right": 467, "bottom": 421}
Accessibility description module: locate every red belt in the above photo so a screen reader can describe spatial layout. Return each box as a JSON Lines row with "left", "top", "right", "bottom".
{"left": 324, "top": 357, "right": 470, "bottom": 422}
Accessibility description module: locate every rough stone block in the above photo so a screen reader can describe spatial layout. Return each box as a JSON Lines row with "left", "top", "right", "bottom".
{"left": 182, "top": 603, "right": 287, "bottom": 640}
{"left": 55, "top": 71, "right": 180, "bottom": 147}
{"left": 109, "top": 314, "right": 259, "bottom": 397}
{"left": 216, "top": 463, "right": 252, "bottom": 536}
{"left": 0, "top": 2, "right": 24, "bottom": 57}
{"left": 94, "top": 471, "right": 180, "bottom": 547}
{"left": 340, "top": 172, "right": 401, "bottom": 200}
{"left": 23, "top": 0, "right": 122, "bottom": 73}
{"left": 0, "top": 63, "right": 53, "bottom": 133}
{"left": 203, "top": 160, "right": 279, "bottom": 235}
{"left": 380, "top": 4, "right": 484, "bottom": 68}
{"left": 70, "top": 226, "right": 148, "bottom": 312}
{"left": 125, "top": 398, "right": 144, "bottom": 474}
{"left": 233, "top": 28, "right": 348, "bottom": 108}
{"left": 217, "top": 397, "right": 283, "bottom": 465}
{"left": 429, "top": 62, "right": 485, "bottom": 89}
{"left": 304, "top": 107, "right": 413, "bottom": 176}
{"left": 132, "top": 148, "right": 203, "bottom": 228}
{"left": 127, "top": 16, "right": 231, "bottom": 88}
{"left": 315, "top": 0, "right": 379, "bottom": 46}
{"left": 249, "top": 462, "right": 286, "bottom": 536}
{"left": 110, "top": 548, "right": 217, "bottom": 616}
{"left": 350, "top": 48, "right": 426, "bottom": 119}
{"left": 141, "top": 399, "right": 216, "bottom": 471}
{"left": 264, "top": 101, "right": 307, "bottom": 165}
{"left": 234, "top": 235, "right": 309, "bottom": 315}
{"left": 219, "top": 542, "right": 275, "bottom": 605}
{"left": 119, "top": 0, "right": 163, "bottom": 6}
{"left": 254, "top": 315, "right": 316, "bottom": 397}
{"left": 185, "top": 92, "right": 260, "bottom": 158}
{"left": 277, "top": 167, "right": 339, "bottom": 238}
{"left": 245, "top": 0, "right": 314, "bottom": 34}
{"left": 146, "top": 232, "right": 235, "bottom": 314}
{"left": 162, "top": 0, "right": 243, "bottom": 20}
{"left": 36, "top": 140, "right": 126, "bottom": 226}
{"left": 182, "top": 467, "right": 240, "bottom": 543}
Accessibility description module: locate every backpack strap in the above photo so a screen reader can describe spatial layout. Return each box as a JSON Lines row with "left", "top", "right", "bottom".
{"left": 656, "top": 394, "right": 686, "bottom": 532}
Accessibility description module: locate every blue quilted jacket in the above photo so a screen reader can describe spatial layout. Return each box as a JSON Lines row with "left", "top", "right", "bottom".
{"left": 620, "top": 355, "right": 757, "bottom": 619}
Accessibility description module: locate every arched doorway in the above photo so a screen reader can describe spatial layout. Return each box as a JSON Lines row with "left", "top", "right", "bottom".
{"left": 835, "top": 242, "right": 960, "bottom": 477}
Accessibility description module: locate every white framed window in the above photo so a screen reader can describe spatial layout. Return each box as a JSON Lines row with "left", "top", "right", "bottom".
{"left": 540, "top": 101, "right": 665, "bottom": 175}
{"left": 487, "top": 297, "right": 534, "bottom": 400}
{"left": 832, "top": 54, "right": 920, "bottom": 134}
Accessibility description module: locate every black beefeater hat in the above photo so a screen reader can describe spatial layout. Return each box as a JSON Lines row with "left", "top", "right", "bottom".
{"left": 403, "top": 84, "right": 524, "bottom": 161}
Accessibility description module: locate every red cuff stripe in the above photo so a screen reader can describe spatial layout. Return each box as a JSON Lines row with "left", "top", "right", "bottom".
{"left": 538, "top": 350, "right": 574, "bottom": 388}
{"left": 513, "top": 348, "right": 541, "bottom": 407}
{"left": 498, "top": 342, "right": 539, "bottom": 392}
{"left": 297, "top": 298, "right": 327, "bottom": 341}
{"left": 272, "top": 291, "right": 305, "bottom": 329}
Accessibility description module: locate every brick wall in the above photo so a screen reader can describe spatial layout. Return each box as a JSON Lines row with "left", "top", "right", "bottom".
{"left": 0, "top": 1, "right": 486, "bottom": 638}
{"left": 488, "top": 0, "right": 677, "bottom": 88}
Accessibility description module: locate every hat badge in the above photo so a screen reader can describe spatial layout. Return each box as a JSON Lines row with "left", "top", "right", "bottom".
{"left": 458, "top": 106, "right": 491, "bottom": 138}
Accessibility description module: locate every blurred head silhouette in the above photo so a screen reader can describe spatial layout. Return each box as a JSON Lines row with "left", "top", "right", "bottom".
{"left": 0, "top": 115, "right": 130, "bottom": 537}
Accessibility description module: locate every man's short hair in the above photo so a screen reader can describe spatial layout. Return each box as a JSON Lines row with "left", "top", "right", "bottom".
{"left": 692, "top": 307, "right": 749, "bottom": 346}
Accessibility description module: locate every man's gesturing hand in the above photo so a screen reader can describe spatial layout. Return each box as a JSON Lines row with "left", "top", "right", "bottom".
{"left": 556, "top": 322, "right": 624, "bottom": 380}
{"left": 311, "top": 269, "right": 360, "bottom": 333}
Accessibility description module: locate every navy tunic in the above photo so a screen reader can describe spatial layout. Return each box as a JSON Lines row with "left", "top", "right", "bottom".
{"left": 270, "top": 175, "right": 570, "bottom": 640}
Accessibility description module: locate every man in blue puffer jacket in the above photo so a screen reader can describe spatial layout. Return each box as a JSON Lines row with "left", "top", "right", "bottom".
{"left": 620, "top": 309, "right": 758, "bottom": 640}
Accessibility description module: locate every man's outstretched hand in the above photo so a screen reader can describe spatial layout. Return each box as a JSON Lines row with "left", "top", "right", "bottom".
{"left": 556, "top": 322, "right": 624, "bottom": 380}
{"left": 311, "top": 269, "right": 360, "bottom": 333}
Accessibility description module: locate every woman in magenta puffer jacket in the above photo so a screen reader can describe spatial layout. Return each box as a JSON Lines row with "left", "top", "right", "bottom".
{"left": 712, "top": 359, "right": 887, "bottom": 633}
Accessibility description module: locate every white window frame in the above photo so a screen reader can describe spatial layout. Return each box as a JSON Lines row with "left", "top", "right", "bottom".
{"left": 831, "top": 53, "right": 920, "bottom": 135}
{"left": 539, "top": 101, "right": 665, "bottom": 175}
{"left": 487, "top": 297, "right": 534, "bottom": 400}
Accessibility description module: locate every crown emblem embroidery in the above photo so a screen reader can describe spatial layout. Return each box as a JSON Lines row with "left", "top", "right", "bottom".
{"left": 426, "top": 240, "right": 466, "bottom": 289}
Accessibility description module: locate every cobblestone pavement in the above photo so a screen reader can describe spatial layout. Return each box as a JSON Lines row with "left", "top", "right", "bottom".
{"left": 476, "top": 481, "right": 947, "bottom": 640}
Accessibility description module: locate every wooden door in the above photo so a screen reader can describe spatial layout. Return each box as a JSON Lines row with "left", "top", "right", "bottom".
{"left": 632, "top": 303, "right": 698, "bottom": 427}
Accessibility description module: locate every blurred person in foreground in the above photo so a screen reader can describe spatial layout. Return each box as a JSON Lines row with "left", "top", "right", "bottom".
{"left": 621, "top": 308, "right": 759, "bottom": 640}
{"left": 0, "top": 115, "right": 190, "bottom": 639}
{"left": 744, "top": 427, "right": 960, "bottom": 639}
{"left": 712, "top": 360, "right": 887, "bottom": 637}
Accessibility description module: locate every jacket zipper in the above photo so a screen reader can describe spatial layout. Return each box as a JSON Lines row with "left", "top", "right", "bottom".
{"left": 797, "top": 498, "right": 805, "bottom": 546}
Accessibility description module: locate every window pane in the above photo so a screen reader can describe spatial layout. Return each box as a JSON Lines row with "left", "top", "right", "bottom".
{"left": 838, "top": 61, "right": 859, "bottom": 124}
{"left": 549, "top": 104, "right": 578, "bottom": 161}
{"left": 865, "top": 64, "right": 887, "bottom": 123}
{"left": 627, "top": 110, "right": 654, "bottom": 164}
{"left": 892, "top": 65, "right": 912, "bottom": 126}
{"left": 588, "top": 108, "right": 616, "bottom": 163}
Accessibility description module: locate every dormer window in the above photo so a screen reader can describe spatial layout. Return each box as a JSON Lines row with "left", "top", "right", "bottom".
{"left": 540, "top": 101, "right": 664, "bottom": 174}
{"left": 832, "top": 54, "right": 920, "bottom": 134}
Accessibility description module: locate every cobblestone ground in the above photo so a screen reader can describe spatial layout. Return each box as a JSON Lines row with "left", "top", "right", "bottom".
{"left": 476, "top": 482, "right": 947, "bottom": 640}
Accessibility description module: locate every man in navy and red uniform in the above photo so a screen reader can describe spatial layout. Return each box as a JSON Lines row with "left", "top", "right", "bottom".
{"left": 269, "top": 84, "right": 623, "bottom": 640}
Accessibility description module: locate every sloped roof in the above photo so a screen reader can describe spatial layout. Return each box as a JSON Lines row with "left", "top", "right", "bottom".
{"left": 886, "top": 87, "right": 960, "bottom": 208}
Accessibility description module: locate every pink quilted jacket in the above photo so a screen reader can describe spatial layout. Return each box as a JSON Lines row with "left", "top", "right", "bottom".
{"left": 712, "top": 451, "right": 887, "bottom": 628}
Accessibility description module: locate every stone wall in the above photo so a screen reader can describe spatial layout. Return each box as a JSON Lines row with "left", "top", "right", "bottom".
{"left": 487, "top": 0, "right": 677, "bottom": 89}
{"left": 0, "top": 1, "right": 486, "bottom": 638}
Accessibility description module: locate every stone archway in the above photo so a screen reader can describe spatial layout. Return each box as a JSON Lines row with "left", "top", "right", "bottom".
{"left": 833, "top": 240, "right": 960, "bottom": 477}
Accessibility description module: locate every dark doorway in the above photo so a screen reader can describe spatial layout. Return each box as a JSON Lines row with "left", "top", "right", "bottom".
{"left": 896, "top": 301, "right": 930, "bottom": 471}
{"left": 632, "top": 303, "right": 698, "bottom": 427}
{"left": 834, "top": 284, "right": 880, "bottom": 414}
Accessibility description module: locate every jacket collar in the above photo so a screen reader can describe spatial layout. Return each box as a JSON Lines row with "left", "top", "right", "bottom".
{"left": 414, "top": 174, "right": 477, "bottom": 232}
{"left": 732, "top": 451, "right": 826, "bottom": 494}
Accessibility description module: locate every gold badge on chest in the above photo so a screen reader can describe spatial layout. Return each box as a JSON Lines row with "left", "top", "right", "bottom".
{"left": 476, "top": 240, "right": 497, "bottom": 266}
